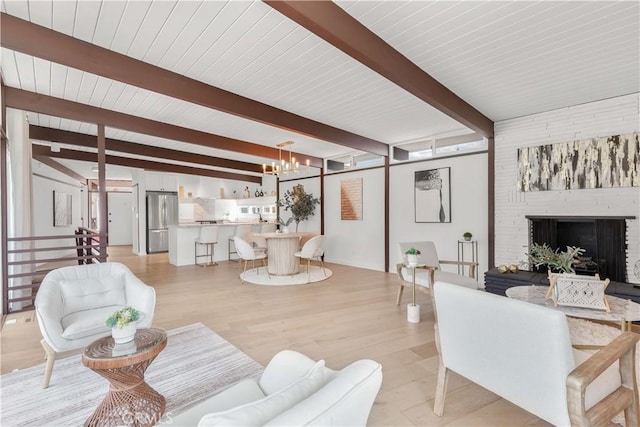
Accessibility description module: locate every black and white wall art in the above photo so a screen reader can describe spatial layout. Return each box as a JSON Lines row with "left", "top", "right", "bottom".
{"left": 415, "top": 167, "right": 451, "bottom": 223}
{"left": 53, "top": 191, "right": 72, "bottom": 227}
{"left": 518, "top": 133, "right": 639, "bottom": 191}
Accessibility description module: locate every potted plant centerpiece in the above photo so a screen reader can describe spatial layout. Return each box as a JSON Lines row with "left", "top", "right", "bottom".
{"left": 405, "top": 247, "right": 421, "bottom": 266}
{"left": 278, "top": 185, "right": 320, "bottom": 232}
{"left": 526, "top": 243, "right": 585, "bottom": 274}
{"left": 106, "top": 306, "right": 140, "bottom": 344}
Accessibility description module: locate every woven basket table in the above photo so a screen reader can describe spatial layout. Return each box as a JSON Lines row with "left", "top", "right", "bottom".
{"left": 82, "top": 328, "right": 168, "bottom": 427}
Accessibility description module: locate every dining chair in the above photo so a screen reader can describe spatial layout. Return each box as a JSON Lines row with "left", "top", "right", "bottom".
{"left": 228, "top": 224, "right": 252, "bottom": 262}
{"left": 195, "top": 226, "right": 219, "bottom": 267}
{"left": 294, "top": 235, "right": 326, "bottom": 283}
{"left": 233, "top": 236, "right": 268, "bottom": 283}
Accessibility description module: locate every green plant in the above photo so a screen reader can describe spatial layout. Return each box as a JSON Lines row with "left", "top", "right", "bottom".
{"left": 278, "top": 185, "right": 320, "bottom": 231}
{"left": 105, "top": 306, "right": 140, "bottom": 329}
{"left": 278, "top": 216, "right": 293, "bottom": 227}
{"left": 526, "top": 243, "right": 585, "bottom": 273}
{"left": 405, "top": 248, "right": 421, "bottom": 255}
{"left": 463, "top": 232, "right": 472, "bottom": 238}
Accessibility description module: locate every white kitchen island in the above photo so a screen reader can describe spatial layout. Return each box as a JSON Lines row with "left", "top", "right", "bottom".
{"left": 168, "top": 222, "right": 264, "bottom": 266}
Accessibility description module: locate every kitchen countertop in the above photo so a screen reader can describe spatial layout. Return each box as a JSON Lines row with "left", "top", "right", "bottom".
{"left": 172, "top": 222, "right": 273, "bottom": 228}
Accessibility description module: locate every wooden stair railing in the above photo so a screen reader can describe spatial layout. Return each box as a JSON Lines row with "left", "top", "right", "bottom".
{"left": 3, "top": 228, "right": 107, "bottom": 314}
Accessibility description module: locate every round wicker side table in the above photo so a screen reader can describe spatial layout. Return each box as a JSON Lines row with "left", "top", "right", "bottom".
{"left": 82, "top": 328, "right": 168, "bottom": 427}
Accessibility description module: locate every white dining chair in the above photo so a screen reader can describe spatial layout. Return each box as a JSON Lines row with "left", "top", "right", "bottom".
{"left": 228, "top": 224, "right": 252, "bottom": 262}
{"left": 234, "top": 236, "right": 268, "bottom": 283}
{"left": 294, "top": 235, "right": 326, "bottom": 283}
{"left": 195, "top": 226, "right": 219, "bottom": 267}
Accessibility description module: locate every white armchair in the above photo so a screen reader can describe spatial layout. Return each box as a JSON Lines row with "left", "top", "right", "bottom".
{"left": 433, "top": 281, "right": 639, "bottom": 426}
{"left": 395, "top": 241, "right": 478, "bottom": 305}
{"left": 35, "top": 262, "right": 155, "bottom": 388}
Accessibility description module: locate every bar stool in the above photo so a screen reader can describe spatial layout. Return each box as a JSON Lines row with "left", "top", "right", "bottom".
{"left": 195, "top": 226, "right": 219, "bottom": 267}
{"left": 228, "top": 224, "right": 252, "bottom": 262}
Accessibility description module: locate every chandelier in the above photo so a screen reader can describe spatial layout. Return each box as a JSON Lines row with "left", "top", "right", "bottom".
{"left": 263, "top": 141, "right": 309, "bottom": 176}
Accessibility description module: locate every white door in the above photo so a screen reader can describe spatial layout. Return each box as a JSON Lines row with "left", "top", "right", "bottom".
{"left": 108, "top": 192, "right": 133, "bottom": 246}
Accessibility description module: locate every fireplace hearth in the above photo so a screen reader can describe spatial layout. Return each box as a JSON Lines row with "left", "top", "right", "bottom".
{"left": 527, "top": 215, "right": 633, "bottom": 283}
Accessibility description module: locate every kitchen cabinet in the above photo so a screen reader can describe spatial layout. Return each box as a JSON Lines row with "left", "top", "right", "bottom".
{"left": 146, "top": 172, "right": 177, "bottom": 191}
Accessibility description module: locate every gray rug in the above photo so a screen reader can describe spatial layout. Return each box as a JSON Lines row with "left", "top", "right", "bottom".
{"left": 0, "top": 323, "right": 263, "bottom": 426}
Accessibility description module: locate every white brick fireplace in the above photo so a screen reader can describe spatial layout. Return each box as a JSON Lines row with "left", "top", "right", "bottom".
{"left": 494, "top": 93, "right": 640, "bottom": 284}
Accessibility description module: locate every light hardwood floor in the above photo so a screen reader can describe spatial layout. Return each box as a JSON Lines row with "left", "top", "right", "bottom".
{"left": 1, "top": 246, "right": 555, "bottom": 426}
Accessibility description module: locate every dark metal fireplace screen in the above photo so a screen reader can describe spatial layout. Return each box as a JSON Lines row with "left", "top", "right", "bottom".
{"left": 527, "top": 216, "right": 631, "bottom": 283}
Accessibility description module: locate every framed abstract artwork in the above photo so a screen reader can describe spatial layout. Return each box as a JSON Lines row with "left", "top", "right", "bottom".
{"left": 53, "top": 191, "right": 72, "bottom": 226}
{"left": 415, "top": 167, "right": 451, "bottom": 223}
{"left": 341, "top": 178, "right": 363, "bottom": 220}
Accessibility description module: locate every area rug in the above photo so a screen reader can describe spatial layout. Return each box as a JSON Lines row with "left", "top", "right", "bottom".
{"left": 0, "top": 323, "right": 263, "bottom": 426}
{"left": 240, "top": 266, "right": 333, "bottom": 286}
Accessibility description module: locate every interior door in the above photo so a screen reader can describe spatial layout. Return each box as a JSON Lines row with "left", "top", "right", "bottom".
{"left": 108, "top": 192, "right": 133, "bottom": 246}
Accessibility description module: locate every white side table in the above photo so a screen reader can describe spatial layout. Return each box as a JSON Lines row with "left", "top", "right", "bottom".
{"left": 457, "top": 239, "right": 478, "bottom": 280}
{"left": 404, "top": 263, "right": 426, "bottom": 323}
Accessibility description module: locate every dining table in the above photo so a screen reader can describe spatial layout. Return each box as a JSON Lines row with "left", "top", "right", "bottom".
{"left": 253, "top": 232, "right": 316, "bottom": 276}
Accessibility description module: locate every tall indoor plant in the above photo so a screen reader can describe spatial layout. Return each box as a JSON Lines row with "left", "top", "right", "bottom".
{"left": 278, "top": 185, "right": 320, "bottom": 232}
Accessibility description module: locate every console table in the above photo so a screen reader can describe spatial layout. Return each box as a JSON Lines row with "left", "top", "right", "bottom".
{"left": 485, "top": 268, "right": 640, "bottom": 304}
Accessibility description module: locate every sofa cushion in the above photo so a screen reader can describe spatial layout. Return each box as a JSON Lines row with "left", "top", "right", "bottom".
{"left": 60, "top": 277, "right": 125, "bottom": 318}
{"left": 164, "top": 379, "right": 266, "bottom": 426}
{"left": 60, "top": 305, "right": 119, "bottom": 339}
{"left": 264, "top": 359, "right": 382, "bottom": 426}
{"left": 198, "top": 360, "right": 326, "bottom": 427}
{"left": 259, "top": 350, "right": 319, "bottom": 395}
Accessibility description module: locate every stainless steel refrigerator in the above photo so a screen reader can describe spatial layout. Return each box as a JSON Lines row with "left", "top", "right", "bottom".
{"left": 146, "top": 191, "right": 178, "bottom": 253}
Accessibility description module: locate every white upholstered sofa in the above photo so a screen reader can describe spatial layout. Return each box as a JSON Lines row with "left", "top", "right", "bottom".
{"left": 432, "top": 281, "right": 639, "bottom": 426}
{"left": 35, "top": 262, "right": 156, "bottom": 387}
{"left": 165, "top": 350, "right": 383, "bottom": 426}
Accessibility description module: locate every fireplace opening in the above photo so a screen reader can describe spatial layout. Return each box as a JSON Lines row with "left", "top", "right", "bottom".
{"left": 527, "top": 216, "right": 629, "bottom": 283}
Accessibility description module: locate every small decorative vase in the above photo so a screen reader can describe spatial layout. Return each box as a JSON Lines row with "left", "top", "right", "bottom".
{"left": 407, "top": 254, "right": 419, "bottom": 266}
{"left": 112, "top": 323, "right": 137, "bottom": 344}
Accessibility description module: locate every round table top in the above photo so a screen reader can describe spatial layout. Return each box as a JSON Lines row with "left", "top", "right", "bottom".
{"left": 82, "top": 328, "right": 167, "bottom": 368}
{"left": 506, "top": 285, "right": 640, "bottom": 323}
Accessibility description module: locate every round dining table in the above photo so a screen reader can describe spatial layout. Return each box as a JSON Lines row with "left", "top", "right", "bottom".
{"left": 253, "top": 232, "right": 316, "bottom": 276}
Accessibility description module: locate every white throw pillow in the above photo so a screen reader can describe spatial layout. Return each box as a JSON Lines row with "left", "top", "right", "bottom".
{"left": 60, "top": 277, "right": 126, "bottom": 317}
{"left": 198, "top": 359, "right": 326, "bottom": 427}
{"left": 61, "top": 305, "right": 118, "bottom": 339}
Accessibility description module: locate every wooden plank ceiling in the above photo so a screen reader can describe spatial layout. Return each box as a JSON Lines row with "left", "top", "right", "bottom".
{"left": 0, "top": 0, "right": 638, "bottom": 180}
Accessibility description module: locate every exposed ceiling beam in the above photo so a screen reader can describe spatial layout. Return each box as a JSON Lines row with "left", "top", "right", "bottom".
{"left": 31, "top": 145, "right": 262, "bottom": 184}
{"left": 6, "top": 87, "right": 323, "bottom": 168}
{"left": 265, "top": 1, "right": 494, "bottom": 138}
{"left": 33, "top": 155, "right": 86, "bottom": 183}
{"left": 29, "top": 125, "right": 264, "bottom": 173}
{"left": 0, "top": 12, "right": 388, "bottom": 157}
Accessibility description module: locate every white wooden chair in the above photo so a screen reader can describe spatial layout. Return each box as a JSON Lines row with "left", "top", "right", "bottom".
{"left": 396, "top": 241, "right": 478, "bottom": 305}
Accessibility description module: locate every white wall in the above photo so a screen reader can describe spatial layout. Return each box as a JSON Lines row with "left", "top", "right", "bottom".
{"left": 390, "top": 153, "right": 489, "bottom": 276}
{"left": 494, "top": 93, "right": 640, "bottom": 283}
{"left": 324, "top": 168, "right": 385, "bottom": 271}
{"left": 31, "top": 168, "right": 83, "bottom": 257}
{"left": 279, "top": 177, "right": 321, "bottom": 233}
